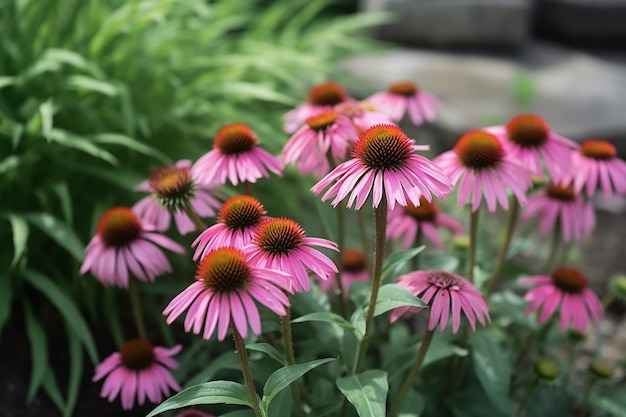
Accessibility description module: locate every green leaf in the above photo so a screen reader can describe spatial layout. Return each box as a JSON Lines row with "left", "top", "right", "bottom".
{"left": 593, "top": 388, "right": 626, "bottom": 417}
{"left": 382, "top": 246, "right": 425, "bottom": 280}
{"left": 23, "top": 213, "right": 84, "bottom": 261}
{"left": 24, "top": 302, "right": 48, "bottom": 403}
{"left": 336, "top": 370, "right": 388, "bottom": 417}
{"left": 7, "top": 214, "right": 29, "bottom": 266}
{"left": 470, "top": 331, "right": 514, "bottom": 417}
{"left": 39, "top": 99, "right": 54, "bottom": 140}
{"left": 48, "top": 129, "right": 117, "bottom": 165}
{"left": 41, "top": 368, "right": 65, "bottom": 413}
{"left": 66, "top": 75, "right": 118, "bottom": 96}
{"left": 21, "top": 270, "right": 98, "bottom": 364}
{"left": 0, "top": 271, "right": 13, "bottom": 339}
{"left": 293, "top": 312, "right": 356, "bottom": 333}
{"left": 373, "top": 284, "right": 428, "bottom": 317}
{"left": 146, "top": 380, "right": 253, "bottom": 417}
{"left": 262, "top": 358, "right": 335, "bottom": 407}
{"left": 64, "top": 333, "right": 83, "bottom": 417}
{"left": 0, "top": 76, "right": 15, "bottom": 90}
{"left": 350, "top": 307, "right": 366, "bottom": 338}
{"left": 246, "top": 343, "right": 288, "bottom": 366}
{"left": 91, "top": 133, "right": 170, "bottom": 163}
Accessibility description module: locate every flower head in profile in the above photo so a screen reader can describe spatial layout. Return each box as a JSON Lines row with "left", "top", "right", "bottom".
{"left": 521, "top": 267, "right": 603, "bottom": 331}
{"left": 485, "top": 114, "right": 577, "bottom": 179}
{"left": 163, "top": 247, "right": 291, "bottom": 340}
{"left": 243, "top": 218, "right": 338, "bottom": 293}
{"left": 365, "top": 81, "right": 439, "bottom": 125}
{"left": 283, "top": 81, "right": 353, "bottom": 133}
{"left": 132, "top": 160, "right": 223, "bottom": 235}
{"left": 80, "top": 207, "right": 185, "bottom": 288}
{"left": 566, "top": 139, "right": 626, "bottom": 197}
{"left": 522, "top": 182, "right": 595, "bottom": 242}
{"left": 335, "top": 101, "right": 392, "bottom": 134}
{"left": 312, "top": 124, "right": 452, "bottom": 210}
{"left": 390, "top": 270, "right": 490, "bottom": 334}
{"left": 191, "top": 123, "right": 282, "bottom": 187}
{"left": 93, "top": 339, "right": 181, "bottom": 410}
{"left": 282, "top": 110, "right": 359, "bottom": 178}
{"left": 192, "top": 195, "right": 268, "bottom": 261}
{"left": 434, "top": 130, "right": 533, "bottom": 212}
{"left": 319, "top": 248, "right": 370, "bottom": 298}
{"left": 387, "top": 196, "right": 464, "bottom": 251}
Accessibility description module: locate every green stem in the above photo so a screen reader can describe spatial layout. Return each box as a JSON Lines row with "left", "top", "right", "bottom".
{"left": 516, "top": 380, "right": 539, "bottom": 416}
{"left": 242, "top": 181, "right": 253, "bottom": 196}
{"left": 388, "top": 329, "right": 435, "bottom": 417}
{"left": 183, "top": 202, "right": 207, "bottom": 231}
{"left": 232, "top": 326, "right": 264, "bottom": 417}
{"left": 353, "top": 200, "right": 388, "bottom": 374}
{"left": 468, "top": 209, "right": 480, "bottom": 283}
{"left": 411, "top": 229, "right": 423, "bottom": 271}
{"left": 334, "top": 205, "right": 349, "bottom": 318}
{"left": 544, "top": 224, "right": 561, "bottom": 273}
{"left": 281, "top": 307, "right": 306, "bottom": 417}
{"left": 357, "top": 209, "right": 370, "bottom": 257}
{"left": 128, "top": 278, "right": 147, "bottom": 340}
{"left": 579, "top": 381, "right": 595, "bottom": 417}
{"left": 485, "top": 199, "right": 519, "bottom": 295}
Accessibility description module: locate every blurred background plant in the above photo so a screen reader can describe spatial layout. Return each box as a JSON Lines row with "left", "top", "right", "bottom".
{"left": 0, "top": 0, "right": 386, "bottom": 414}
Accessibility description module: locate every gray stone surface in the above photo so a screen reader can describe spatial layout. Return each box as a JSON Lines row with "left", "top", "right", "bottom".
{"left": 360, "top": 0, "right": 531, "bottom": 47}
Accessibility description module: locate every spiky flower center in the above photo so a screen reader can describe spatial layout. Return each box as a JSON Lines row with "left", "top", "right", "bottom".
{"left": 551, "top": 267, "right": 587, "bottom": 293}
{"left": 427, "top": 271, "right": 463, "bottom": 290}
{"left": 403, "top": 197, "right": 438, "bottom": 222}
{"left": 353, "top": 125, "right": 413, "bottom": 169}
{"left": 218, "top": 195, "right": 266, "bottom": 231}
{"left": 149, "top": 165, "right": 194, "bottom": 209}
{"left": 254, "top": 218, "right": 304, "bottom": 255}
{"left": 546, "top": 183, "right": 576, "bottom": 202}
{"left": 534, "top": 358, "right": 560, "bottom": 381}
{"left": 306, "top": 111, "right": 337, "bottom": 132}
{"left": 307, "top": 81, "right": 347, "bottom": 106}
{"left": 120, "top": 339, "right": 155, "bottom": 370}
{"left": 589, "top": 359, "right": 614, "bottom": 380}
{"left": 505, "top": 114, "right": 550, "bottom": 148}
{"left": 455, "top": 131, "right": 504, "bottom": 169}
{"left": 214, "top": 123, "right": 257, "bottom": 155}
{"left": 197, "top": 248, "right": 250, "bottom": 292}
{"left": 388, "top": 81, "right": 418, "bottom": 97}
{"left": 580, "top": 139, "right": 616, "bottom": 160}
{"left": 97, "top": 207, "right": 142, "bottom": 247}
{"left": 342, "top": 249, "right": 367, "bottom": 273}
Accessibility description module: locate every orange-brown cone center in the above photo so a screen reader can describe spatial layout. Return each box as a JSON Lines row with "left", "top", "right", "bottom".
{"left": 580, "top": 139, "right": 616, "bottom": 160}
{"left": 307, "top": 81, "right": 347, "bottom": 106}
{"left": 120, "top": 339, "right": 155, "bottom": 370}
{"left": 546, "top": 183, "right": 576, "bottom": 202}
{"left": 342, "top": 249, "right": 367, "bottom": 273}
{"left": 505, "top": 114, "right": 550, "bottom": 148}
{"left": 197, "top": 248, "right": 250, "bottom": 292}
{"left": 148, "top": 165, "right": 194, "bottom": 209}
{"left": 551, "top": 267, "right": 587, "bottom": 293}
{"left": 214, "top": 123, "right": 257, "bottom": 155}
{"left": 218, "top": 195, "right": 266, "bottom": 231}
{"left": 306, "top": 111, "right": 338, "bottom": 131}
{"left": 254, "top": 218, "right": 304, "bottom": 255}
{"left": 455, "top": 131, "right": 504, "bottom": 169}
{"left": 353, "top": 125, "right": 413, "bottom": 169}
{"left": 97, "top": 207, "right": 142, "bottom": 247}
{"left": 387, "top": 81, "right": 418, "bottom": 97}
{"left": 403, "top": 197, "right": 438, "bottom": 222}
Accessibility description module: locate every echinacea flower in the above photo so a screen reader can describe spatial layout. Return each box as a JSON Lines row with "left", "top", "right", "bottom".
{"left": 283, "top": 81, "right": 353, "bottom": 133}
{"left": 390, "top": 270, "right": 490, "bottom": 334}
{"left": 282, "top": 110, "right": 359, "bottom": 178}
{"left": 567, "top": 139, "right": 626, "bottom": 198}
{"left": 312, "top": 124, "right": 452, "bottom": 210}
{"left": 318, "top": 248, "right": 370, "bottom": 298}
{"left": 191, "top": 123, "right": 282, "bottom": 187}
{"left": 434, "top": 130, "right": 533, "bottom": 212}
{"left": 243, "top": 217, "right": 338, "bottom": 293}
{"left": 80, "top": 207, "right": 185, "bottom": 288}
{"left": 132, "top": 160, "right": 222, "bottom": 235}
{"left": 163, "top": 247, "right": 291, "bottom": 340}
{"left": 521, "top": 267, "right": 603, "bottom": 331}
{"left": 192, "top": 195, "right": 268, "bottom": 261}
{"left": 93, "top": 339, "right": 181, "bottom": 410}
{"left": 387, "top": 196, "right": 464, "bottom": 251}
{"left": 335, "top": 101, "right": 392, "bottom": 134}
{"left": 484, "top": 114, "right": 577, "bottom": 180}
{"left": 365, "top": 81, "right": 439, "bottom": 125}
{"left": 522, "top": 182, "right": 595, "bottom": 242}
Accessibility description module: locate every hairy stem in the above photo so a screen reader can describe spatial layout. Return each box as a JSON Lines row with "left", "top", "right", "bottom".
{"left": 468, "top": 209, "right": 480, "bottom": 283}
{"left": 485, "top": 199, "right": 519, "bottom": 295}
{"left": 128, "top": 278, "right": 148, "bottom": 340}
{"left": 183, "top": 202, "right": 208, "bottom": 231}
{"left": 281, "top": 307, "right": 306, "bottom": 417}
{"left": 232, "top": 326, "right": 264, "bottom": 417}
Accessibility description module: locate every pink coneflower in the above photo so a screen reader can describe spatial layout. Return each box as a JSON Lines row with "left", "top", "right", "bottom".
{"left": 335, "top": 101, "right": 392, "bottom": 134}
{"left": 282, "top": 110, "right": 359, "bottom": 178}
{"left": 283, "top": 81, "right": 353, "bottom": 133}
{"left": 365, "top": 81, "right": 439, "bottom": 125}
{"left": 80, "top": 207, "right": 185, "bottom": 288}
{"left": 318, "top": 248, "right": 370, "bottom": 297}
{"left": 387, "top": 196, "right": 464, "bottom": 251}
{"left": 163, "top": 247, "right": 291, "bottom": 340}
{"left": 191, "top": 123, "right": 282, "bottom": 187}
{"left": 93, "top": 339, "right": 181, "bottom": 410}
{"left": 390, "top": 270, "right": 490, "bottom": 334}
{"left": 522, "top": 182, "right": 595, "bottom": 242}
{"left": 434, "top": 130, "right": 533, "bottom": 212}
{"left": 192, "top": 195, "right": 267, "bottom": 261}
{"left": 567, "top": 139, "right": 626, "bottom": 198}
{"left": 243, "top": 218, "right": 338, "bottom": 293}
{"left": 521, "top": 267, "right": 603, "bottom": 331}
{"left": 485, "top": 114, "right": 577, "bottom": 180}
{"left": 132, "top": 160, "right": 222, "bottom": 235}
{"left": 312, "top": 124, "right": 452, "bottom": 210}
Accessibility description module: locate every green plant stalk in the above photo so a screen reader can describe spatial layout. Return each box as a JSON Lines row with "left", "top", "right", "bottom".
{"left": 388, "top": 329, "right": 435, "bottom": 417}
{"left": 280, "top": 307, "right": 306, "bottom": 417}
{"left": 242, "top": 181, "right": 253, "bottom": 196}
{"left": 357, "top": 209, "right": 370, "bottom": 257}
{"left": 232, "top": 326, "right": 264, "bottom": 417}
{"left": 411, "top": 229, "right": 423, "bottom": 271}
{"left": 516, "top": 380, "right": 539, "bottom": 416}
{"left": 468, "top": 209, "right": 480, "bottom": 283}
{"left": 353, "top": 199, "right": 388, "bottom": 374}
{"left": 484, "top": 199, "right": 520, "bottom": 295}
{"left": 183, "top": 202, "right": 208, "bottom": 231}
{"left": 128, "top": 278, "right": 148, "bottom": 340}
{"left": 544, "top": 224, "right": 561, "bottom": 273}
{"left": 578, "top": 381, "right": 595, "bottom": 417}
